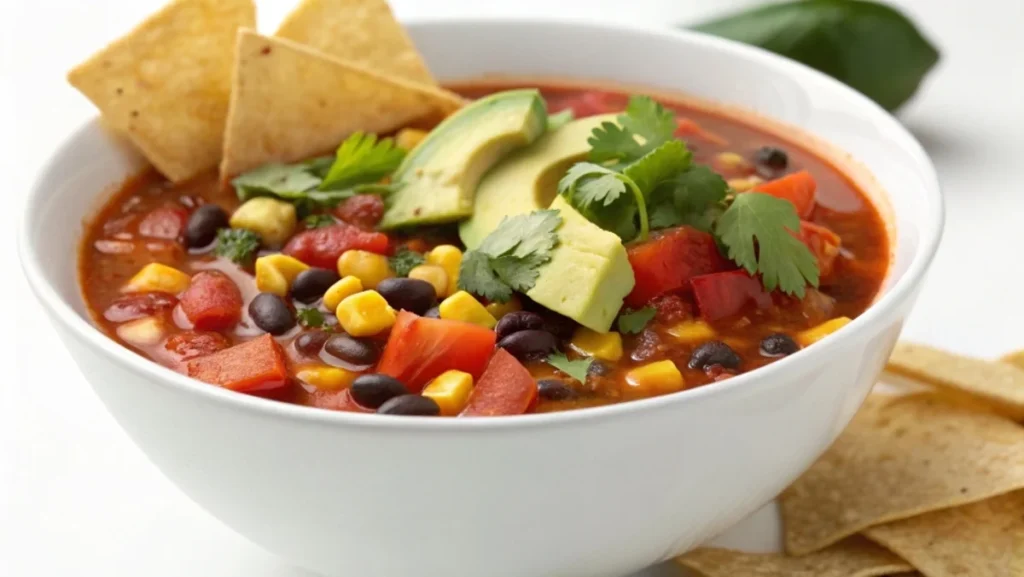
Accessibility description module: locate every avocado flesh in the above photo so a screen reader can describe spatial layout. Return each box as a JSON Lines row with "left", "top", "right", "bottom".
{"left": 379, "top": 90, "right": 548, "bottom": 230}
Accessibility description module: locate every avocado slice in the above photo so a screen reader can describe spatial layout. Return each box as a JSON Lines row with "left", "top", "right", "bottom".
{"left": 378, "top": 90, "right": 548, "bottom": 230}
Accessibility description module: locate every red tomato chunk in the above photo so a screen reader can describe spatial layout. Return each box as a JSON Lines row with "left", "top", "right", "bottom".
{"left": 103, "top": 291, "right": 178, "bottom": 323}
{"left": 283, "top": 223, "right": 390, "bottom": 269}
{"left": 377, "top": 311, "right": 496, "bottom": 391}
{"left": 625, "top": 227, "right": 729, "bottom": 308}
{"left": 334, "top": 195, "right": 385, "bottom": 230}
{"left": 754, "top": 170, "right": 817, "bottom": 219}
{"left": 179, "top": 271, "right": 243, "bottom": 331}
{"left": 691, "top": 270, "right": 771, "bottom": 322}
{"left": 461, "top": 349, "right": 537, "bottom": 417}
{"left": 186, "top": 334, "right": 288, "bottom": 392}
{"left": 138, "top": 207, "right": 188, "bottom": 240}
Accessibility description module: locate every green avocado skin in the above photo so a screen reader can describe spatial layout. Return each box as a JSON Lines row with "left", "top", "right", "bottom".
{"left": 378, "top": 90, "right": 548, "bottom": 230}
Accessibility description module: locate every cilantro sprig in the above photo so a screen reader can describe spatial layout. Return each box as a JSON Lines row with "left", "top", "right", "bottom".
{"left": 214, "top": 228, "right": 261, "bottom": 266}
{"left": 546, "top": 352, "right": 593, "bottom": 384}
{"left": 389, "top": 247, "right": 426, "bottom": 277}
{"left": 617, "top": 307, "right": 656, "bottom": 334}
{"left": 319, "top": 132, "right": 405, "bottom": 191}
{"left": 296, "top": 308, "right": 326, "bottom": 328}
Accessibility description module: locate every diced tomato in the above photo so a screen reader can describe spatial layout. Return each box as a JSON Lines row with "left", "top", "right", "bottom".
{"left": 179, "top": 271, "right": 243, "bottom": 331}
{"left": 283, "top": 224, "right": 390, "bottom": 269}
{"left": 675, "top": 118, "right": 728, "bottom": 146}
{"left": 309, "top": 388, "right": 374, "bottom": 413}
{"left": 625, "top": 227, "right": 730, "bottom": 308}
{"left": 377, "top": 311, "right": 496, "bottom": 392}
{"left": 164, "top": 331, "right": 231, "bottom": 362}
{"left": 461, "top": 349, "right": 537, "bottom": 417}
{"left": 103, "top": 291, "right": 178, "bottom": 323}
{"left": 753, "top": 170, "right": 817, "bottom": 219}
{"left": 186, "top": 334, "right": 288, "bottom": 392}
{"left": 138, "top": 207, "right": 188, "bottom": 240}
{"left": 798, "top": 221, "right": 842, "bottom": 280}
{"left": 690, "top": 270, "right": 772, "bottom": 322}
{"left": 334, "top": 195, "right": 385, "bottom": 230}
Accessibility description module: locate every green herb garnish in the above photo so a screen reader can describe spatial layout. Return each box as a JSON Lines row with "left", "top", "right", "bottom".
{"left": 303, "top": 214, "right": 336, "bottom": 229}
{"left": 617, "top": 307, "right": 657, "bottom": 334}
{"left": 588, "top": 95, "right": 677, "bottom": 167}
{"left": 214, "top": 228, "right": 261, "bottom": 266}
{"left": 319, "top": 132, "right": 405, "bottom": 191}
{"left": 296, "top": 308, "right": 326, "bottom": 328}
{"left": 546, "top": 352, "right": 593, "bottom": 384}
{"left": 389, "top": 247, "right": 426, "bottom": 277}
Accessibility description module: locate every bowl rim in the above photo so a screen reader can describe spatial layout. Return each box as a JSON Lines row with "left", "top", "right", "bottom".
{"left": 18, "top": 16, "right": 944, "bottom": 431}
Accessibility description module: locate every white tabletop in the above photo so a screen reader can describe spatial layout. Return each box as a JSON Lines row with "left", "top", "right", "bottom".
{"left": 3, "top": 0, "right": 1023, "bottom": 575}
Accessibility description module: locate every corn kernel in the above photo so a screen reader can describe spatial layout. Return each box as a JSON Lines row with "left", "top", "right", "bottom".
{"left": 337, "top": 250, "right": 393, "bottom": 289}
{"left": 122, "top": 263, "right": 191, "bottom": 294}
{"left": 667, "top": 320, "right": 717, "bottom": 343}
{"left": 570, "top": 327, "right": 623, "bottom": 362}
{"left": 255, "top": 254, "right": 309, "bottom": 296}
{"left": 322, "top": 276, "right": 364, "bottom": 312}
{"left": 426, "top": 245, "right": 463, "bottom": 297}
{"left": 296, "top": 365, "right": 357, "bottom": 391}
{"left": 485, "top": 295, "right": 522, "bottom": 321}
{"left": 726, "top": 176, "right": 764, "bottom": 192}
{"left": 797, "top": 317, "right": 852, "bottom": 346}
{"left": 714, "top": 151, "right": 753, "bottom": 174}
{"left": 625, "top": 361, "right": 685, "bottom": 394}
{"left": 422, "top": 370, "right": 474, "bottom": 416}
{"left": 396, "top": 128, "right": 428, "bottom": 151}
{"left": 229, "top": 197, "right": 297, "bottom": 247}
{"left": 439, "top": 291, "right": 496, "bottom": 329}
{"left": 407, "top": 264, "right": 448, "bottom": 299}
{"left": 116, "top": 316, "right": 167, "bottom": 346}
{"left": 336, "top": 290, "right": 397, "bottom": 336}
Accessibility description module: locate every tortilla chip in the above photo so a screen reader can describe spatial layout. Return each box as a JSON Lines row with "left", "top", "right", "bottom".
{"left": 68, "top": 0, "right": 255, "bottom": 182}
{"left": 220, "top": 30, "right": 463, "bottom": 180}
{"left": 676, "top": 536, "right": 913, "bottom": 577}
{"left": 1001, "top": 349, "right": 1024, "bottom": 371}
{"left": 864, "top": 491, "right": 1024, "bottom": 577}
{"left": 781, "top": 394, "right": 1024, "bottom": 555}
{"left": 276, "top": 0, "right": 435, "bottom": 85}
{"left": 886, "top": 342, "right": 1024, "bottom": 420}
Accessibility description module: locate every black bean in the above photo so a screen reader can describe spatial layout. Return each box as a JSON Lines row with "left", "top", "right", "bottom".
{"left": 423, "top": 306, "right": 441, "bottom": 319}
{"left": 377, "top": 394, "right": 440, "bottom": 416}
{"left": 291, "top": 268, "right": 340, "bottom": 303}
{"left": 248, "top": 293, "right": 295, "bottom": 335}
{"left": 294, "top": 330, "right": 329, "bottom": 356}
{"left": 760, "top": 333, "right": 800, "bottom": 357}
{"left": 351, "top": 374, "right": 409, "bottom": 409}
{"left": 541, "top": 313, "right": 579, "bottom": 342}
{"left": 184, "top": 204, "right": 229, "bottom": 249}
{"left": 588, "top": 360, "right": 610, "bottom": 377}
{"left": 323, "top": 334, "right": 379, "bottom": 365}
{"left": 537, "top": 379, "right": 577, "bottom": 401}
{"left": 494, "top": 311, "right": 544, "bottom": 341}
{"left": 756, "top": 146, "right": 788, "bottom": 171}
{"left": 376, "top": 278, "right": 436, "bottom": 315}
{"left": 688, "top": 341, "right": 741, "bottom": 371}
{"left": 497, "top": 329, "right": 558, "bottom": 361}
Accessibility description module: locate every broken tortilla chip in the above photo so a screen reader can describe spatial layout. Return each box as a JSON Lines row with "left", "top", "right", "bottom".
{"left": 863, "top": 491, "right": 1024, "bottom": 577}
{"left": 676, "top": 536, "right": 913, "bottom": 577}
{"left": 1001, "top": 349, "right": 1024, "bottom": 371}
{"left": 886, "top": 342, "right": 1024, "bottom": 420}
{"left": 276, "top": 0, "right": 435, "bottom": 85}
{"left": 220, "top": 30, "right": 463, "bottom": 180}
{"left": 67, "top": 0, "right": 255, "bottom": 182}
{"left": 781, "top": 393, "right": 1024, "bottom": 555}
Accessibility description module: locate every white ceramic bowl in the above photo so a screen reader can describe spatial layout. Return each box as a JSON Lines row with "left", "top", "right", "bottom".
{"left": 20, "top": 18, "right": 942, "bottom": 577}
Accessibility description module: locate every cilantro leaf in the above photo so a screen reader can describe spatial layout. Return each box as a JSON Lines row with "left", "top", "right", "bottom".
{"left": 319, "top": 132, "right": 405, "bottom": 191}
{"left": 296, "top": 308, "right": 326, "bottom": 328}
{"left": 388, "top": 247, "right": 426, "bottom": 277}
{"left": 478, "top": 210, "right": 561, "bottom": 259}
{"left": 547, "top": 109, "right": 575, "bottom": 131}
{"left": 617, "top": 307, "right": 656, "bottom": 334}
{"left": 621, "top": 139, "right": 692, "bottom": 195}
{"left": 458, "top": 250, "right": 513, "bottom": 303}
{"left": 303, "top": 214, "right": 336, "bottom": 229}
{"left": 546, "top": 352, "right": 593, "bottom": 384}
{"left": 232, "top": 163, "right": 322, "bottom": 203}
{"left": 558, "top": 163, "right": 627, "bottom": 206}
{"left": 214, "top": 228, "right": 261, "bottom": 266}
{"left": 716, "top": 192, "right": 820, "bottom": 297}
{"left": 648, "top": 164, "right": 729, "bottom": 232}
{"left": 460, "top": 210, "right": 563, "bottom": 303}
{"left": 588, "top": 96, "right": 677, "bottom": 166}
{"left": 490, "top": 253, "right": 545, "bottom": 293}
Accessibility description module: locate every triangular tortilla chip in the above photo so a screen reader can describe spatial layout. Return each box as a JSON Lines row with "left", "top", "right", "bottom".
{"left": 781, "top": 394, "right": 1024, "bottom": 555}
{"left": 864, "top": 491, "right": 1024, "bottom": 577}
{"left": 68, "top": 0, "right": 255, "bottom": 182}
{"left": 220, "top": 30, "right": 463, "bottom": 180}
{"left": 677, "top": 537, "right": 913, "bottom": 577}
{"left": 276, "top": 0, "right": 435, "bottom": 85}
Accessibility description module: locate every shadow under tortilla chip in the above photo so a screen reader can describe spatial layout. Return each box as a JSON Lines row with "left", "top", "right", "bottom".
{"left": 67, "top": 0, "right": 255, "bottom": 182}
{"left": 677, "top": 536, "right": 913, "bottom": 577}
{"left": 276, "top": 0, "right": 436, "bottom": 85}
{"left": 781, "top": 393, "right": 1024, "bottom": 555}
{"left": 864, "top": 491, "right": 1024, "bottom": 577}
{"left": 220, "top": 30, "right": 465, "bottom": 181}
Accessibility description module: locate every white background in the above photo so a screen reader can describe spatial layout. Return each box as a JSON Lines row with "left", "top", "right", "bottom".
{"left": 2, "top": 0, "right": 1023, "bottom": 575}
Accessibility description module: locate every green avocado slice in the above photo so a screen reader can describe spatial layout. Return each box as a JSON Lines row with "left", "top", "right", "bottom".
{"left": 378, "top": 90, "right": 548, "bottom": 230}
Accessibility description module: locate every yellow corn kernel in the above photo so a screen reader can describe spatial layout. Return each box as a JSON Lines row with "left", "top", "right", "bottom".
{"left": 797, "top": 317, "right": 852, "bottom": 346}
{"left": 485, "top": 295, "right": 522, "bottom": 321}
{"left": 625, "top": 360, "right": 685, "bottom": 394}
{"left": 396, "top": 128, "right": 428, "bottom": 151}
{"left": 229, "top": 197, "right": 297, "bottom": 247}
{"left": 116, "top": 316, "right": 167, "bottom": 346}
{"left": 336, "top": 290, "right": 397, "bottom": 336}
{"left": 254, "top": 254, "right": 309, "bottom": 296}
{"left": 726, "top": 176, "right": 764, "bottom": 192}
{"left": 422, "top": 370, "right": 474, "bottom": 416}
{"left": 337, "top": 250, "right": 393, "bottom": 289}
{"left": 426, "top": 245, "right": 462, "bottom": 296}
{"left": 439, "top": 291, "right": 496, "bottom": 329}
{"left": 122, "top": 263, "right": 191, "bottom": 294}
{"left": 570, "top": 327, "right": 623, "bottom": 362}
{"left": 714, "top": 151, "right": 753, "bottom": 173}
{"left": 322, "top": 276, "right": 364, "bottom": 312}
{"left": 407, "top": 264, "right": 448, "bottom": 299}
{"left": 667, "top": 320, "right": 717, "bottom": 343}
{"left": 296, "top": 366, "right": 357, "bottom": 391}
